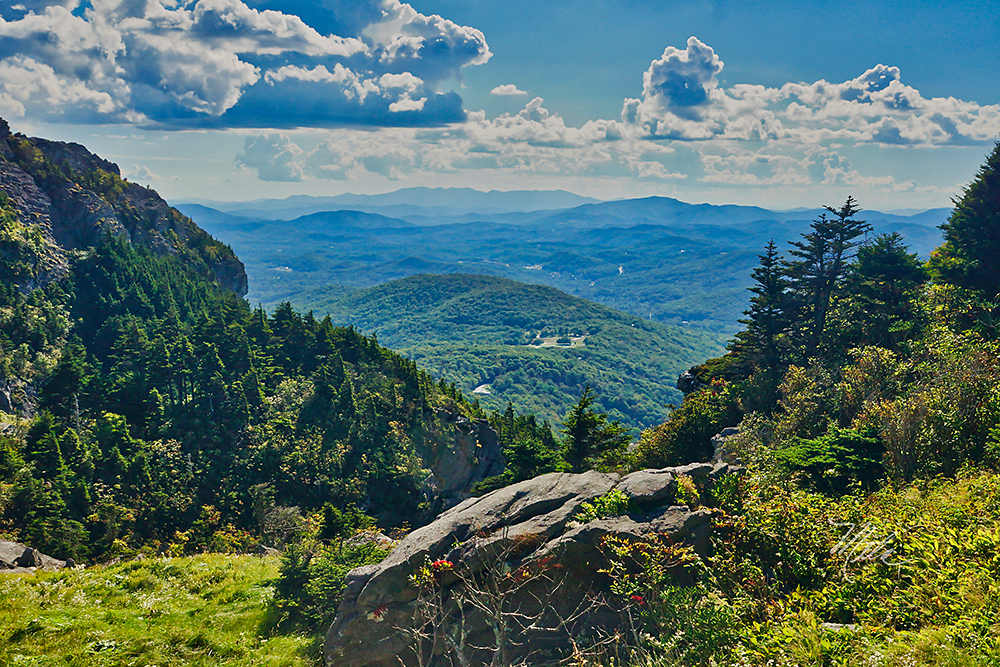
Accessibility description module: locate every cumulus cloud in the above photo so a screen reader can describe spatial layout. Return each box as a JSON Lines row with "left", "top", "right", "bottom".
{"left": 0, "top": 0, "right": 490, "bottom": 128}
{"left": 236, "top": 97, "right": 663, "bottom": 183}
{"left": 235, "top": 133, "right": 306, "bottom": 180}
{"left": 622, "top": 38, "right": 1000, "bottom": 146}
{"left": 127, "top": 164, "right": 160, "bottom": 181}
{"left": 491, "top": 84, "right": 527, "bottom": 96}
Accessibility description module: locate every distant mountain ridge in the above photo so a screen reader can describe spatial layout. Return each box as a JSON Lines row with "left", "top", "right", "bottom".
{"left": 179, "top": 194, "right": 947, "bottom": 333}
{"left": 179, "top": 187, "right": 601, "bottom": 221}
{"left": 177, "top": 188, "right": 949, "bottom": 230}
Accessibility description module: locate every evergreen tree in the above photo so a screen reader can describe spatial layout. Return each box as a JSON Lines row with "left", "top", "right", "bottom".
{"left": 785, "top": 196, "right": 871, "bottom": 358}
{"left": 849, "top": 232, "right": 927, "bottom": 348}
{"left": 562, "top": 385, "right": 631, "bottom": 472}
{"left": 732, "top": 239, "right": 791, "bottom": 374}
{"left": 930, "top": 141, "right": 1000, "bottom": 299}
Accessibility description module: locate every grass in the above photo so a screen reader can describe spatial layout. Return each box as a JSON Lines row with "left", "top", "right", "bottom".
{"left": 0, "top": 554, "right": 316, "bottom": 667}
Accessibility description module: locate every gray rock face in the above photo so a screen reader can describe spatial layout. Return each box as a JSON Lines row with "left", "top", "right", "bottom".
{"left": 325, "top": 465, "right": 730, "bottom": 667}
{"left": 0, "top": 124, "right": 248, "bottom": 297}
{"left": 425, "top": 414, "right": 504, "bottom": 510}
{"left": 0, "top": 540, "right": 66, "bottom": 573}
{"left": 712, "top": 426, "right": 741, "bottom": 463}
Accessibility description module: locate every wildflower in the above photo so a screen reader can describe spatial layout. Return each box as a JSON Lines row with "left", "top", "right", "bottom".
{"left": 630, "top": 594, "right": 645, "bottom": 605}
{"left": 431, "top": 559, "right": 454, "bottom": 572}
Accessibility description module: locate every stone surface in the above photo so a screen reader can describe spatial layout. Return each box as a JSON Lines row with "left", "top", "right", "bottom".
{"left": 616, "top": 469, "right": 676, "bottom": 506}
{"left": 712, "top": 426, "right": 741, "bottom": 463}
{"left": 325, "top": 467, "right": 719, "bottom": 667}
{"left": 424, "top": 413, "right": 504, "bottom": 511}
{"left": 0, "top": 123, "right": 248, "bottom": 297}
{"left": 0, "top": 540, "right": 66, "bottom": 573}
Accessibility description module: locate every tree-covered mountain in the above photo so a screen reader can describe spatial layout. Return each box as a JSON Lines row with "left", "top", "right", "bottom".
{"left": 0, "top": 121, "right": 503, "bottom": 562}
{"left": 180, "top": 197, "right": 945, "bottom": 333}
{"left": 293, "top": 273, "right": 726, "bottom": 430}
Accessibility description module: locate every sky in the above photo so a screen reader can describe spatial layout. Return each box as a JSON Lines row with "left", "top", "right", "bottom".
{"left": 1, "top": 0, "right": 999, "bottom": 210}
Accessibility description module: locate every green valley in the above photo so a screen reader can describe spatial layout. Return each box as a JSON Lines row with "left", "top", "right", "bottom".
{"left": 292, "top": 273, "right": 727, "bottom": 431}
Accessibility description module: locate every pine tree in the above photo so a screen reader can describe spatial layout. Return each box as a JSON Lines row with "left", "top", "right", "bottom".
{"left": 562, "top": 385, "right": 630, "bottom": 472}
{"left": 850, "top": 232, "right": 927, "bottom": 348}
{"left": 732, "top": 239, "right": 790, "bottom": 373}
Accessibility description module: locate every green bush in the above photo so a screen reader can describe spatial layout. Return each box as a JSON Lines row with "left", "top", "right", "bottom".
{"left": 574, "top": 488, "right": 632, "bottom": 523}
{"left": 270, "top": 540, "right": 389, "bottom": 635}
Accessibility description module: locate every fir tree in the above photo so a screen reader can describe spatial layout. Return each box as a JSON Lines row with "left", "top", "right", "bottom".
{"left": 732, "top": 239, "right": 791, "bottom": 374}
{"left": 930, "top": 141, "right": 1000, "bottom": 299}
{"left": 562, "top": 385, "right": 630, "bottom": 472}
{"left": 785, "top": 196, "right": 871, "bottom": 358}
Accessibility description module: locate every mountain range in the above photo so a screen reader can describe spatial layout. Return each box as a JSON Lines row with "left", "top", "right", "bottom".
{"left": 177, "top": 193, "right": 947, "bottom": 334}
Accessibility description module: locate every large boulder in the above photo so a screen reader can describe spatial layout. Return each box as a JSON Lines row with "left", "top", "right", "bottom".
{"left": 0, "top": 540, "right": 67, "bottom": 573}
{"left": 325, "top": 463, "right": 733, "bottom": 667}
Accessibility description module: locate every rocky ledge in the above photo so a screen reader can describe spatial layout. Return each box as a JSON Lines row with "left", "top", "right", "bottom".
{"left": 325, "top": 461, "right": 736, "bottom": 667}
{"left": 0, "top": 539, "right": 73, "bottom": 573}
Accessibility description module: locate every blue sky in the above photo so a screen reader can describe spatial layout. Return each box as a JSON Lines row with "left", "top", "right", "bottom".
{"left": 2, "top": 0, "right": 999, "bottom": 209}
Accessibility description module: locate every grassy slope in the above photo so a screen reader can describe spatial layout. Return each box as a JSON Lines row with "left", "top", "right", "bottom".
{"left": 293, "top": 273, "right": 727, "bottom": 430}
{"left": 0, "top": 554, "right": 313, "bottom": 667}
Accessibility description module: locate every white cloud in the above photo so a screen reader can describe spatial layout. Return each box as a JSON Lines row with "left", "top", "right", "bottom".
{"left": 622, "top": 39, "right": 1000, "bottom": 146}
{"left": 0, "top": 0, "right": 490, "bottom": 127}
{"left": 235, "top": 133, "right": 306, "bottom": 181}
{"left": 491, "top": 84, "right": 527, "bottom": 96}
{"left": 127, "top": 164, "right": 160, "bottom": 180}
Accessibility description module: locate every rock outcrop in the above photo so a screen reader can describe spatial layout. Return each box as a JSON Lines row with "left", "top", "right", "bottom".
{"left": 0, "top": 540, "right": 69, "bottom": 573}
{"left": 325, "top": 462, "right": 736, "bottom": 667}
{"left": 0, "top": 119, "right": 248, "bottom": 296}
{"left": 424, "top": 411, "right": 504, "bottom": 511}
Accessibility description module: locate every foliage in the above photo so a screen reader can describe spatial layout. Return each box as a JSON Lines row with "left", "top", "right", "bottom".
{"left": 473, "top": 402, "right": 564, "bottom": 494}
{"left": 299, "top": 273, "right": 727, "bottom": 430}
{"left": 595, "top": 467, "right": 1000, "bottom": 667}
{"left": 575, "top": 488, "right": 633, "bottom": 523}
{"left": 0, "top": 219, "right": 479, "bottom": 561}
{"left": 930, "top": 140, "right": 1000, "bottom": 302}
{"left": 0, "top": 553, "right": 314, "bottom": 667}
{"left": 774, "top": 424, "right": 884, "bottom": 495}
{"left": 562, "top": 384, "right": 632, "bottom": 472}
{"left": 631, "top": 378, "right": 742, "bottom": 468}
{"left": 270, "top": 539, "right": 389, "bottom": 637}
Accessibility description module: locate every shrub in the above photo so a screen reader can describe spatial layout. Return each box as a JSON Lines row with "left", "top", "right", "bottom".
{"left": 574, "top": 488, "right": 632, "bottom": 523}
{"left": 631, "top": 379, "right": 742, "bottom": 468}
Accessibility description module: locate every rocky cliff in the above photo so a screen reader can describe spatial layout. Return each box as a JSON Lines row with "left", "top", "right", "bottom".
{"left": 0, "top": 117, "right": 247, "bottom": 296}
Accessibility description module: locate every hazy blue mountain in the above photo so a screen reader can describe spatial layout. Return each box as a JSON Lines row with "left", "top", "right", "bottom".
{"left": 180, "top": 195, "right": 946, "bottom": 334}
{"left": 177, "top": 187, "right": 600, "bottom": 221}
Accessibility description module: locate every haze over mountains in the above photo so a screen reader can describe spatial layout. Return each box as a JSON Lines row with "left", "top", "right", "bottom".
{"left": 177, "top": 189, "right": 948, "bottom": 334}
{"left": 181, "top": 188, "right": 601, "bottom": 224}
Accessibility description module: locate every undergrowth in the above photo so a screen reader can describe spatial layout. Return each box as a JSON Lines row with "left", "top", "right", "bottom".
{"left": 600, "top": 468, "right": 1000, "bottom": 667}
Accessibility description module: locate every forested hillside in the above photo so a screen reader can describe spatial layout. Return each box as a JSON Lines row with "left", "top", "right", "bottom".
{"left": 299, "top": 273, "right": 725, "bottom": 429}
{"left": 0, "top": 123, "right": 498, "bottom": 562}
